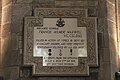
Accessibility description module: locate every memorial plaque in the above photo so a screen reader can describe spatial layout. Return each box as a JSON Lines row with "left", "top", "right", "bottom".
{"left": 24, "top": 8, "right": 98, "bottom": 76}
{"left": 34, "top": 18, "right": 87, "bottom": 66}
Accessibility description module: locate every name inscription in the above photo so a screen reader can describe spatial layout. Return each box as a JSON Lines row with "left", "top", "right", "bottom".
{"left": 33, "top": 18, "right": 87, "bottom": 66}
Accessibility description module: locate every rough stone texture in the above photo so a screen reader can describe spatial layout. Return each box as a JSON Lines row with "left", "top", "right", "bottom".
{"left": 1, "top": 0, "right": 119, "bottom": 80}
{"left": 2, "top": 6, "right": 12, "bottom": 25}
{"left": 97, "top": 0, "right": 112, "bottom": 79}
{"left": 1, "top": 0, "right": 20, "bottom": 79}
{"left": 98, "top": 0, "right": 107, "bottom": 18}
{"left": 99, "top": 62, "right": 111, "bottom": 80}
{"left": 12, "top": 4, "right": 32, "bottom": 23}
{"left": 102, "top": 48, "right": 110, "bottom": 62}
{"left": 13, "top": 0, "right": 33, "bottom": 4}
{"left": 107, "top": 1, "right": 116, "bottom": 22}
{"left": 98, "top": 0, "right": 119, "bottom": 80}
{"left": 3, "top": 67, "right": 19, "bottom": 80}
{"left": 106, "top": 1, "right": 119, "bottom": 80}
{"left": 107, "top": 0, "right": 115, "bottom": 4}
{"left": 117, "top": 0, "right": 120, "bottom": 72}
{"left": 0, "top": 0, "right": 2, "bottom": 77}
{"left": 55, "top": 0, "right": 98, "bottom": 8}
{"left": 2, "top": 0, "right": 12, "bottom": 6}
{"left": 55, "top": 1, "right": 88, "bottom": 7}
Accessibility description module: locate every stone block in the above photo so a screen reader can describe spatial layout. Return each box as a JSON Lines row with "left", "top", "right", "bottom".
{"left": 108, "top": 20, "right": 117, "bottom": 40}
{"left": 32, "top": 3, "right": 54, "bottom": 9}
{"left": 89, "top": 72, "right": 99, "bottom": 80}
{"left": 59, "top": 77, "right": 80, "bottom": 80}
{"left": 98, "top": 0, "right": 107, "bottom": 18}
{"left": 32, "top": 0, "right": 55, "bottom": 4}
{"left": 110, "top": 63, "right": 119, "bottom": 80}
{"left": 19, "top": 77, "right": 38, "bottom": 80}
{"left": 11, "top": 33, "right": 19, "bottom": 50}
{"left": 20, "top": 67, "right": 32, "bottom": 78}
{"left": 19, "top": 40, "right": 22, "bottom": 49}
{"left": 107, "top": 0, "right": 115, "bottom": 4}
{"left": 38, "top": 77, "right": 59, "bottom": 80}
{"left": 106, "top": 1, "right": 116, "bottom": 21}
{"left": 13, "top": 0, "right": 33, "bottom": 4}
{"left": 3, "top": 50, "right": 20, "bottom": 67}
{"left": 88, "top": 7, "right": 97, "bottom": 17}
{"left": 88, "top": 1, "right": 98, "bottom": 7}
{"left": 102, "top": 48, "right": 110, "bottom": 62}
{"left": 0, "top": 1, "right": 1, "bottom": 5}
{"left": 2, "top": 32, "right": 20, "bottom": 66}
{"left": 119, "top": 16, "right": 120, "bottom": 24}
{"left": 11, "top": 22, "right": 22, "bottom": 33}
{"left": 2, "top": 36, "right": 11, "bottom": 63}
{"left": 103, "top": 33, "right": 109, "bottom": 48}
{"left": 31, "top": 0, "right": 55, "bottom": 9}
{"left": 98, "top": 18, "right": 108, "bottom": 33}
{"left": 12, "top": 4, "right": 32, "bottom": 23}
{"left": 4, "top": 67, "right": 19, "bottom": 80}
{"left": 98, "top": 48, "right": 103, "bottom": 63}
{"left": 20, "top": 49, "right": 23, "bottom": 54}
{"left": 97, "top": 33, "right": 103, "bottom": 48}
{"left": 0, "top": 39, "right": 1, "bottom": 62}
{"left": 55, "top": 0, "right": 97, "bottom": 8}
{"left": 55, "top": 1, "right": 88, "bottom": 7}
{"left": 107, "top": 20, "right": 118, "bottom": 65}
{"left": 2, "top": 0, "right": 12, "bottom": 6}
{"left": 0, "top": 67, "right": 3, "bottom": 76}
{"left": 99, "top": 62, "right": 111, "bottom": 80}
{"left": 118, "top": 1, "right": 120, "bottom": 14}
{"left": 2, "top": 23, "right": 11, "bottom": 39}
{"left": 109, "top": 37, "right": 118, "bottom": 62}
{"left": 19, "top": 36, "right": 22, "bottom": 41}
{"left": 2, "top": 4, "right": 12, "bottom": 24}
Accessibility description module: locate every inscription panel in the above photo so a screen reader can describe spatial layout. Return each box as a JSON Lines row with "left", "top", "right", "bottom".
{"left": 24, "top": 8, "right": 98, "bottom": 76}
{"left": 34, "top": 18, "right": 87, "bottom": 66}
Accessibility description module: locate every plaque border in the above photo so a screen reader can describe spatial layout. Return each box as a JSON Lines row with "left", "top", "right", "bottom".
{"left": 23, "top": 8, "right": 98, "bottom": 76}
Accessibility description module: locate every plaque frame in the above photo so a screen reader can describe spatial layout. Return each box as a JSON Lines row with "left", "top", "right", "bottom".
{"left": 23, "top": 8, "right": 98, "bottom": 76}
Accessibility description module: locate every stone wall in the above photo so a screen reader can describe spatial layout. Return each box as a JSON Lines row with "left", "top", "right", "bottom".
{"left": 107, "top": 1, "right": 119, "bottom": 80}
{"left": 0, "top": 0, "right": 2, "bottom": 78}
{"left": 117, "top": 0, "right": 120, "bottom": 70}
{"left": 1, "top": 0, "right": 119, "bottom": 80}
{"left": 2, "top": 0, "right": 19, "bottom": 80}
{"left": 98, "top": 0, "right": 119, "bottom": 80}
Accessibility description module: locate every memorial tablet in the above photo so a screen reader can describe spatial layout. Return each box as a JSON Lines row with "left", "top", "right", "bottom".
{"left": 34, "top": 18, "right": 87, "bottom": 66}
{"left": 24, "top": 8, "right": 98, "bottom": 76}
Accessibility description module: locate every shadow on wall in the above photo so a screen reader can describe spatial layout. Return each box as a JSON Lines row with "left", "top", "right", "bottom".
{"left": 0, "top": 76, "right": 3, "bottom": 80}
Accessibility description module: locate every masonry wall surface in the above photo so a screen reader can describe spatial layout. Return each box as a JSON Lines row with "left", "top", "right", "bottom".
{"left": 1, "top": 0, "right": 119, "bottom": 80}
{"left": 0, "top": 0, "right": 2, "bottom": 78}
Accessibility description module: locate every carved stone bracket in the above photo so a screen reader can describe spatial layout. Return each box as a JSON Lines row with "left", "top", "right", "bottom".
{"left": 23, "top": 8, "right": 98, "bottom": 76}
